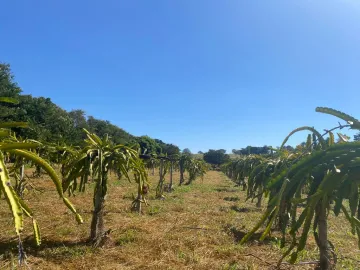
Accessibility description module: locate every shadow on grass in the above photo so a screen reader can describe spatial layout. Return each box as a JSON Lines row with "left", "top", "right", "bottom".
{"left": 230, "top": 205, "right": 261, "bottom": 213}
{"left": 215, "top": 188, "right": 238, "bottom": 192}
{"left": 0, "top": 237, "right": 93, "bottom": 260}
{"left": 224, "top": 225, "right": 277, "bottom": 245}
{"left": 224, "top": 196, "right": 240, "bottom": 202}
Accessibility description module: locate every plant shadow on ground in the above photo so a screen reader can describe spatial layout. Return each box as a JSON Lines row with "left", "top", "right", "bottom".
{"left": 215, "top": 188, "right": 238, "bottom": 192}
{"left": 229, "top": 205, "right": 261, "bottom": 213}
{"left": 0, "top": 238, "right": 94, "bottom": 261}
{"left": 224, "top": 196, "right": 240, "bottom": 202}
{"left": 224, "top": 225, "right": 277, "bottom": 245}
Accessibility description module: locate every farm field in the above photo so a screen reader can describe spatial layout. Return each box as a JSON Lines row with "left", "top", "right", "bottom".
{"left": 1, "top": 169, "right": 359, "bottom": 270}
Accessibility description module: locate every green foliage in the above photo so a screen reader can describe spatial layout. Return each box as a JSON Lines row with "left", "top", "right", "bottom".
{"left": 316, "top": 107, "right": 360, "bottom": 129}
{"left": 203, "top": 149, "right": 230, "bottom": 166}
{"left": 0, "top": 96, "right": 82, "bottom": 250}
{"left": 186, "top": 159, "right": 208, "bottom": 185}
{"left": 232, "top": 146, "right": 272, "bottom": 155}
{"left": 62, "top": 128, "right": 148, "bottom": 243}
{"left": 161, "top": 143, "right": 181, "bottom": 157}
{"left": 115, "top": 229, "right": 138, "bottom": 246}
{"left": 235, "top": 107, "right": 360, "bottom": 268}
{"left": 355, "top": 132, "right": 360, "bottom": 141}
{"left": 87, "top": 116, "right": 134, "bottom": 145}
{"left": 0, "top": 63, "right": 22, "bottom": 98}
{"left": 134, "top": 135, "right": 162, "bottom": 155}
{"left": 156, "top": 157, "right": 171, "bottom": 198}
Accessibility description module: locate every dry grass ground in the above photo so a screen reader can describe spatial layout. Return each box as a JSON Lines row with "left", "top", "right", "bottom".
{"left": 0, "top": 169, "right": 359, "bottom": 269}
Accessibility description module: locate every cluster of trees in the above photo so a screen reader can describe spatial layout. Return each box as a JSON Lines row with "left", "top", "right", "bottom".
{"left": 0, "top": 63, "right": 180, "bottom": 155}
{"left": 232, "top": 145, "right": 295, "bottom": 155}
{"left": 203, "top": 149, "right": 230, "bottom": 166}
{"left": 232, "top": 146, "right": 271, "bottom": 155}
{"left": 134, "top": 136, "right": 180, "bottom": 156}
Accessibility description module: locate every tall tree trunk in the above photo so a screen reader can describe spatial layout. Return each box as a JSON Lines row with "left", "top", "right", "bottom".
{"left": 317, "top": 202, "right": 332, "bottom": 270}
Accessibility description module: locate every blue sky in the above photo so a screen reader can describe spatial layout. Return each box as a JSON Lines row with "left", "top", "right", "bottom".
{"left": 1, "top": 1, "right": 360, "bottom": 153}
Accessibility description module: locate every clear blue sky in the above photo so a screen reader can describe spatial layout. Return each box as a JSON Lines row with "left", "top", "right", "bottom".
{"left": 1, "top": 1, "right": 360, "bottom": 153}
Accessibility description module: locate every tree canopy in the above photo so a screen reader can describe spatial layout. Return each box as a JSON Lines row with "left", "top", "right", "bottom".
{"left": 182, "top": 148, "right": 192, "bottom": 155}
{"left": 203, "top": 149, "right": 230, "bottom": 165}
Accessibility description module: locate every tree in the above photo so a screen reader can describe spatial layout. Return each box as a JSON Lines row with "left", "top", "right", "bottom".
{"left": 135, "top": 136, "right": 161, "bottom": 155}
{"left": 68, "top": 109, "right": 89, "bottom": 146}
{"left": 1, "top": 94, "right": 77, "bottom": 145}
{"left": 87, "top": 116, "right": 134, "bottom": 145}
{"left": 203, "top": 149, "right": 230, "bottom": 165}
{"left": 0, "top": 63, "right": 22, "bottom": 120}
{"left": 354, "top": 132, "right": 360, "bottom": 141}
{"left": 162, "top": 143, "right": 180, "bottom": 157}
{"left": 232, "top": 146, "right": 271, "bottom": 155}
{"left": 0, "top": 63, "right": 22, "bottom": 97}
{"left": 182, "top": 148, "right": 192, "bottom": 155}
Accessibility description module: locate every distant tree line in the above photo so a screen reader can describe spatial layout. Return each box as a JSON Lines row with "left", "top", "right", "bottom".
{"left": 203, "top": 149, "right": 230, "bottom": 166}
{"left": 231, "top": 145, "right": 294, "bottom": 155}
{"left": 0, "top": 62, "right": 180, "bottom": 155}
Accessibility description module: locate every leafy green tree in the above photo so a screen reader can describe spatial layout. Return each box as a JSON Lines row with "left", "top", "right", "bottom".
{"left": 87, "top": 116, "right": 134, "bottom": 145}
{"left": 14, "top": 95, "right": 74, "bottom": 144}
{"left": 232, "top": 146, "right": 271, "bottom": 155}
{"left": 68, "top": 109, "right": 89, "bottom": 145}
{"left": 135, "top": 135, "right": 161, "bottom": 154}
{"left": 0, "top": 63, "right": 22, "bottom": 97}
{"left": 0, "top": 63, "right": 22, "bottom": 120}
{"left": 203, "top": 149, "right": 230, "bottom": 165}
{"left": 162, "top": 143, "right": 180, "bottom": 157}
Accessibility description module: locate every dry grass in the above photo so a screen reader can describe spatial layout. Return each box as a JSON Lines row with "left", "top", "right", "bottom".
{"left": 0, "top": 169, "right": 359, "bottom": 269}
